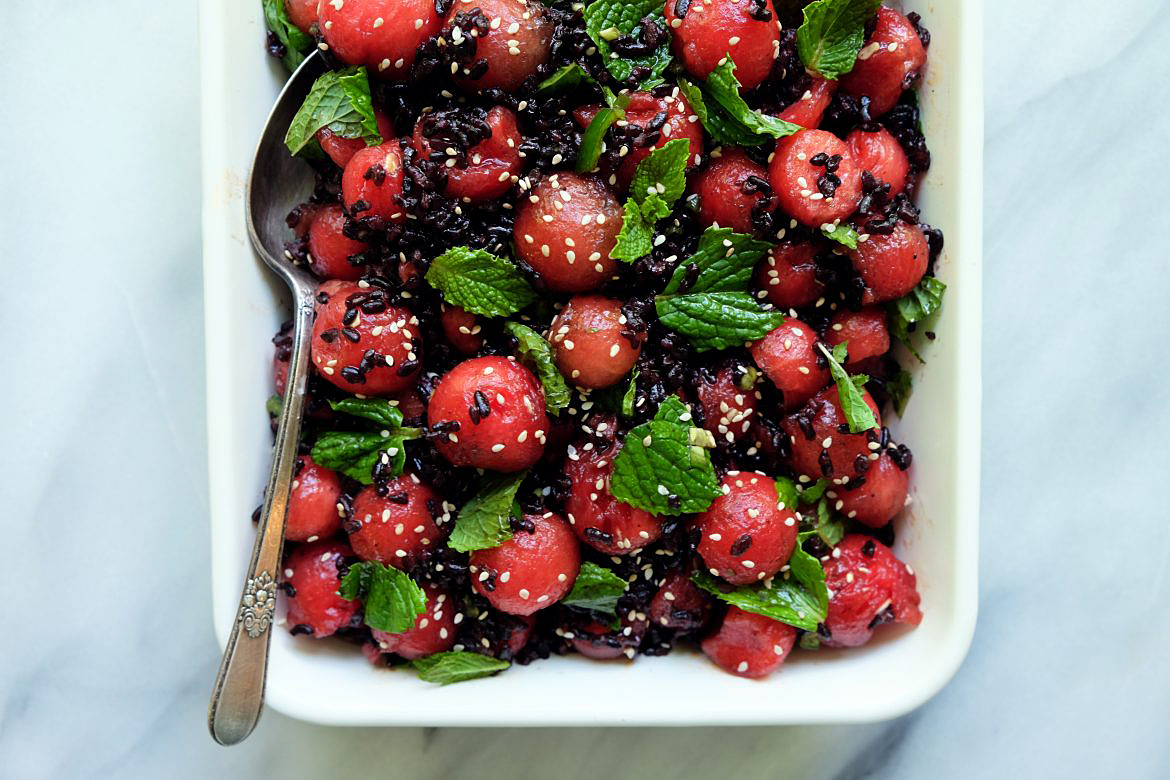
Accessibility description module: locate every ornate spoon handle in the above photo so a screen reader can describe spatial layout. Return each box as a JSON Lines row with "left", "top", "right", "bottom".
{"left": 207, "top": 287, "right": 315, "bottom": 745}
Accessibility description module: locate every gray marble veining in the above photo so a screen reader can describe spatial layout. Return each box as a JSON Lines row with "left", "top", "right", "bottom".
{"left": 2, "top": 0, "right": 1168, "bottom": 777}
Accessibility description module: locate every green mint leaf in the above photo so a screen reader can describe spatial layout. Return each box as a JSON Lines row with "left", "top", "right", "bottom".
{"left": 817, "top": 342, "right": 878, "bottom": 434}
{"left": 655, "top": 292, "right": 785, "bottom": 352}
{"left": 886, "top": 369, "right": 913, "bottom": 416}
{"left": 583, "top": 0, "right": 672, "bottom": 90}
{"left": 620, "top": 368, "right": 639, "bottom": 417}
{"left": 448, "top": 471, "right": 528, "bottom": 553}
{"left": 888, "top": 276, "right": 946, "bottom": 361}
{"left": 266, "top": 394, "right": 282, "bottom": 417}
{"left": 562, "top": 561, "right": 628, "bottom": 614}
{"left": 774, "top": 476, "right": 800, "bottom": 512}
{"left": 310, "top": 430, "right": 415, "bottom": 483}
{"left": 630, "top": 138, "right": 691, "bottom": 219}
{"left": 677, "top": 77, "right": 766, "bottom": 147}
{"left": 610, "top": 398, "right": 722, "bottom": 515}
{"left": 610, "top": 199, "right": 655, "bottom": 262}
{"left": 412, "top": 652, "right": 511, "bottom": 684}
{"left": 691, "top": 568, "right": 826, "bottom": 632}
{"left": 662, "top": 226, "right": 774, "bottom": 295}
{"left": 338, "top": 562, "right": 428, "bottom": 634}
{"left": 577, "top": 102, "right": 625, "bottom": 174}
{"left": 812, "top": 497, "right": 846, "bottom": 546}
{"left": 537, "top": 63, "right": 594, "bottom": 95}
{"left": 284, "top": 67, "right": 381, "bottom": 156}
{"left": 262, "top": 0, "right": 314, "bottom": 71}
{"left": 504, "top": 322, "right": 570, "bottom": 414}
{"left": 799, "top": 633, "right": 822, "bottom": 650}
{"left": 821, "top": 222, "right": 860, "bottom": 249}
{"left": 327, "top": 397, "right": 405, "bottom": 429}
{"left": 799, "top": 478, "right": 829, "bottom": 504}
{"left": 425, "top": 247, "right": 537, "bottom": 318}
{"left": 705, "top": 58, "right": 803, "bottom": 141}
{"left": 796, "top": 0, "right": 883, "bottom": 80}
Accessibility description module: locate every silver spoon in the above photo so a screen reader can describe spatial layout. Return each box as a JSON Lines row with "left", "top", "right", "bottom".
{"left": 208, "top": 49, "right": 328, "bottom": 746}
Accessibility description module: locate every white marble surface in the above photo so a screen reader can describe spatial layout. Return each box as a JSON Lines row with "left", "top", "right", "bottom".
{"left": 2, "top": 0, "right": 1168, "bottom": 776}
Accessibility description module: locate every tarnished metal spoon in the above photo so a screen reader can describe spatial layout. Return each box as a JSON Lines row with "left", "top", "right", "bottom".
{"left": 208, "top": 50, "right": 328, "bottom": 746}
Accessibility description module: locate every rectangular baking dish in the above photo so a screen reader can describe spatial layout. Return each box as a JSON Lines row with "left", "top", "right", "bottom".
{"left": 199, "top": 0, "right": 981, "bottom": 726}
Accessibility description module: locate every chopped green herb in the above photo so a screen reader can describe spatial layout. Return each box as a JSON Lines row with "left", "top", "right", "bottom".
{"left": 425, "top": 247, "right": 537, "bottom": 318}
{"left": 505, "top": 322, "right": 571, "bottom": 414}
{"left": 819, "top": 342, "right": 878, "bottom": 434}
{"left": 262, "top": 0, "right": 314, "bottom": 71}
{"left": 448, "top": 471, "right": 528, "bottom": 553}
{"left": 338, "top": 562, "right": 427, "bottom": 634}
{"left": 284, "top": 67, "right": 381, "bottom": 156}
{"left": 562, "top": 561, "right": 628, "bottom": 615}
{"left": 583, "top": 0, "right": 672, "bottom": 90}
{"left": 795, "top": 0, "right": 883, "bottom": 80}
{"left": 656, "top": 292, "right": 785, "bottom": 352}
{"left": 413, "top": 652, "right": 510, "bottom": 684}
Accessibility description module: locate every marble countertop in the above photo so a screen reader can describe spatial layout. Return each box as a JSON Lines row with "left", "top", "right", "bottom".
{"left": 3, "top": 0, "right": 1168, "bottom": 776}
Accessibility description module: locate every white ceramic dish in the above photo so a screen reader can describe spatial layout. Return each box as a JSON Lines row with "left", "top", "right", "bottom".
{"left": 200, "top": 0, "right": 981, "bottom": 726}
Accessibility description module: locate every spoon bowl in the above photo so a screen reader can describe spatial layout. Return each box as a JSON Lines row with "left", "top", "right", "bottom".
{"left": 208, "top": 49, "right": 327, "bottom": 747}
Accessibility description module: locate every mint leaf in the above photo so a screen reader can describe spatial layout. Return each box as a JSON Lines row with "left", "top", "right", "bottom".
{"left": 662, "top": 227, "right": 774, "bottom": 295}
{"left": 413, "top": 651, "right": 510, "bottom": 684}
{"left": 811, "top": 497, "right": 846, "bottom": 546}
{"left": 610, "top": 397, "right": 722, "bottom": 515}
{"left": 266, "top": 394, "right": 282, "bottom": 417}
{"left": 774, "top": 476, "right": 800, "bottom": 512}
{"left": 888, "top": 276, "right": 945, "bottom": 361}
{"left": 706, "top": 58, "right": 803, "bottom": 140}
{"left": 338, "top": 562, "right": 427, "bottom": 634}
{"left": 620, "top": 368, "right": 639, "bottom": 417}
{"left": 448, "top": 472, "right": 527, "bottom": 553}
{"left": 821, "top": 222, "right": 860, "bottom": 249}
{"left": 630, "top": 138, "right": 691, "bottom": 219}
{"left": 886, "top": 369, "right": 913, "bottom": 416}
{"left": 562, "top": 561, "right": 628, "bottom": 614}
{"left": 284, "top": 67, "right": 381, "bottom": 156}
{"left": 611, "top": 140, "right": 691, "bottom": 262}
{"left": 310, "top": 430, "right": 415, "bottom": 483}
{"left": 328, "top": 397, "right": 405, "bottom": 429}
{"left": 537, "top": 64, "right": 593, "bottom": 95}
{"left": 691, "top": 532, "right": 828, "bottom": 631}
{"left": 656, "top": 292, "right": 784, "bottom": 352}
{"left": 505, "top": 322, "right": 570, "bottom": 414}
{"left": 425, "top": 247, "right": 537, "bottom": 318}
{"left": 262, "top": 0, "right": 314, "bottom": 71}
{"left": 677, "top": 77, "right": 764, "bottom": 147}
{"left": 611, "top": 199, "right": 655, "bottom": 262}
{"left": 799, "top": 478, "right": 829, "bottom": 504}
{"left": 796, "top": 0, "right": 883, "bottom": 80}
{"left": 818, "top": 342, "right": 878, "bottom": 433}
{"left": 583, "top": 0, "right": 672, "bottom": 90}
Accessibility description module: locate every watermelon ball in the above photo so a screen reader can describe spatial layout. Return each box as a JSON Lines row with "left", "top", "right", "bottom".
{"left": 664, "top": 0, "right": 782, "bottom": 91}
{"left": 428, "top": 356, "right": 549, "bottom": 472}
{"left": 307, "top": 203, "right": 369, "bottom": 281}
{"left": 440, "top": 302, "right": 484, "bottom": 355}
{"left": 821, "top": 534, "right": 922, "bottom": 647}
{"left": 701, "top": 606, "right": 797, "bottom": 678}
{"left": 319, "top": 0, "right": 444, "bottom": 80}
{"left": 370, "top": 582, "right": 457, "bottom": 659}
{"left": 310, "top": 280, "right": 422, "bottom": 396}
{"left": 754, "top": 241, "right": 825, "bottom": 310}
{"left": 411, "top": 105, "right": 524, "bottom": 201}
{"left": 548, "top": 295, "right": 641, "bottom": 390}
{"left": 317, "top": 110, "right": 396, "bottom": 169}
{"left": 839, "top": 6, "right": 928, "bottom": 117}
{"left": 832, "top": 453, "right": 909, "bottom": 528}
{"left": 781, "top": 385, "right": 882, "bottom": 482}
{"left": 847, "top": 126, "right": 910, "bottom": 196}
{"left": 444, "top": 0, "right": 553, "bottom": 92}
{"left": 849, "top": 222, "right": 929, "bottom": 304}
{"left": 514, "top": 173, "right": 624, "bottom": 293}
{"left": 347, "top": 476, "right": 446, "bottom": 567}
{"left": 341, "top": 140, "right": 406, "bottom": 226}
{"left": 776, "top": 76, "right": 836, "bottom": 127}
{"left": 695, "top": 362, "right": 759, "bottom": 444}
{"left": 695, "top": 472, "right": 799, "bottom": 585}
{"left": 692, "top": 148, "right": 773, "bottom": 234}
{"left": 648, "top": 568, "right": 712, "bottom": 630}
{"left": 284, "top": 455, "right": 344, "bottom": 543}
{"left": 285, "top": 0, "right": 318, "bottom": 35}
{"left": 469, "top": 512, "right": 580, "bottom": 616}
{"left": 282, "top": 540, "right": 360, "bottom": 638}
{"left": 563, "top": 421, "right": 662, "bottom": 555}
{"left": 750, "top": 318, "right": 830, "bottom": 411}
{"left": 824, "top": 307, "right": 890, "bottom": 366}
{"left": 769, "top": 129, "right": 863, "bottom": 229}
